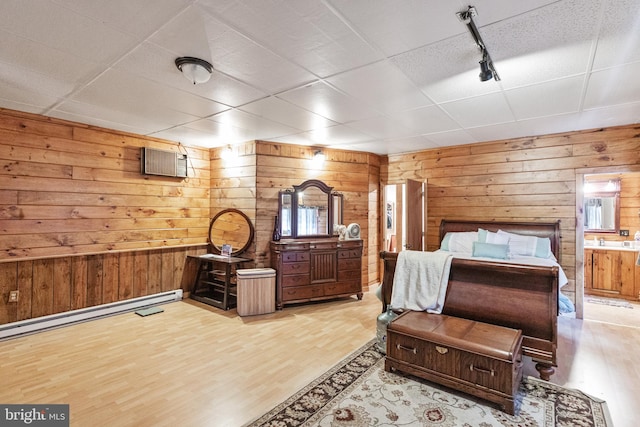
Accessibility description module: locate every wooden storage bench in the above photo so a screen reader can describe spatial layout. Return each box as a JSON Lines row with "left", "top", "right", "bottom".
{"left": 385, "top": 311, "right": 523, "bottom": 415}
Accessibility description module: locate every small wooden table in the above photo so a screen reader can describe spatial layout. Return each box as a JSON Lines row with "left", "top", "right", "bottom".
{"left": 189, "top": 254, "right": 251, "bottom": 310}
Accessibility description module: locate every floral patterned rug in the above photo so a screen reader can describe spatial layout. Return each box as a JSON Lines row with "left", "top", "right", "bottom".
{"left": 245, "top": 340, "right": 612, "bottom": 427}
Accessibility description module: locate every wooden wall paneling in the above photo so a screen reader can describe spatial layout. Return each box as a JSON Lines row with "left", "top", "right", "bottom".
{"left": 71, "top": 256, "right": 88, "bottom": 310}
{"left": 210, "top": 143, "right": 258, "bottom": 266}
{"left": 161, "top": 249, "right": 175, "bottom": 293}
{"left": 16, "top": 262, "right": 32, "bottom": 321}
{"left": 133, "top": 252, "right": 148, "bottom": 298}
{"left": 102, "top": 253, "right": 119, "bottom": 304}
{"left": 147, "top": 250, "right": 162, "bottom": 296}
{"left": 52, "top": 257, "right": 72, "bottom": 314}
{"left": 0, "top": 109, "right": 211, "bottom": 264}
{"left": 118, "top": 252, "right": 134, "bottom": 301}
{"left": 32, "top": 258, "right": 54, "bottom": 318}
{"left": 0, "top": 262, "right": 17, "bottom": 324}
{"left": 86, "top": 255, "right": 103, "bottom": 307}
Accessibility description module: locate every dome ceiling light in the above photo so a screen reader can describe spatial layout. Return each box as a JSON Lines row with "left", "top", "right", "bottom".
{"left": 175, "top": 56, "right": 213, "bottom": 85}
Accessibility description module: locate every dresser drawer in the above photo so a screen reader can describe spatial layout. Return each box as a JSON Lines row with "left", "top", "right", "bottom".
{"left": 281, "top": 274, "right": 309, "bottom": 287}
{"left": 324, "top": 281, "right": 361, "bottom": 296}
{"left": 281, "top": 262, "right": 310, "bottom": 275}
{"left": 337, "top": 268, "right": 361, "bottom": 280}
{"left": 338, "top": 258, "right": 361, "bottom": 271}
{"left": 282, "top": 285, "right": 323, "bottom": 301}
{"left": 283, "top": 252, "right": 310, "bottom": 263}
{"left": 338, "top": 248, "right": 362, "bottom": 258}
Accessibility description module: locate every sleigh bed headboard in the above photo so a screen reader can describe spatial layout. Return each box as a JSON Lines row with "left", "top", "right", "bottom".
{"left": 439, "top": 219, "right": 561, "bottom": 262}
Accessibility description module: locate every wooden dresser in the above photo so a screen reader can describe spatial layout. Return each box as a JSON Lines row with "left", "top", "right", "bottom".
{"left": 270, "top": 239, "right": 363, "bottom": 309}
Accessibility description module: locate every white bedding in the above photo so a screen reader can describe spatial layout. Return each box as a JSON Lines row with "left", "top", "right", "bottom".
{"left": 435, "top": 249, "right": 569, "bottom": 288}
{"left": 390, "top": 250, "right": 453, "bottom": 313}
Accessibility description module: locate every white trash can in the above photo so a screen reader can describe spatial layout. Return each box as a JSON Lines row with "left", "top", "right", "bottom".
{"left": 236, "top": 268, "right": 276, "bottom": 316}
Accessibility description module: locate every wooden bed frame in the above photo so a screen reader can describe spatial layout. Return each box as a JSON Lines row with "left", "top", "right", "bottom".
{"left": 380, "top": 219, "right": 561, "bottom": 380}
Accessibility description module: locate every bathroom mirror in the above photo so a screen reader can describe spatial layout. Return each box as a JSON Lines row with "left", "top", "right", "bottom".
{"left": 278, "top": 179, "right": 336, "bottom": 239}
{"left": 208, "top": 208, "right": 254, "bottom": 255}
{"left": 584, "top": 179, "right": 620, "bottom": 233}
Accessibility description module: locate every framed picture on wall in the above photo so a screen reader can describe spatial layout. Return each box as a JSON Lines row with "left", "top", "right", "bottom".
{"left": 386, "top": 203, "right": 393, "bottom": 230}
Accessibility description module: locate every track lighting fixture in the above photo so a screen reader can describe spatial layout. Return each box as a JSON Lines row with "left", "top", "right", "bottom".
{"left": 478, "top": 52, "right": 493, "bottom": 82}
{"left": 456, "top": 6, "right": 500, "bottom": 82}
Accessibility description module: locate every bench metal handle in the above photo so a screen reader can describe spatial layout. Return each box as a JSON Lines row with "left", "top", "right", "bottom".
{"left": 470, "top": 364, "right": 495, "bottom": 376}
{"left": 396, "top": 344, "right": 417, "bottom": 354}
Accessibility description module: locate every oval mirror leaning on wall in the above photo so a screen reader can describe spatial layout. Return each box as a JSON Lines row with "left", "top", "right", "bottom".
{"left": 208, "top": 208, "right": 255, "bottom": 256}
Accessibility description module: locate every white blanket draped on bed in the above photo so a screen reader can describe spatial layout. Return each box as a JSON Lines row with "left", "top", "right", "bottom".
{"left": 390, "top": 250, "right": 453, "bottom": 313}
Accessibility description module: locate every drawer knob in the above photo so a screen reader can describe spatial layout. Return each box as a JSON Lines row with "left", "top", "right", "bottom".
{"left": 435, "top": 346, "right": 448, "bottom": 355}
{"left": 470, "top": 364, "right": 495, "bottom": 376}
{"left": 396, "top": 344, "right": 417, "bottom": 354}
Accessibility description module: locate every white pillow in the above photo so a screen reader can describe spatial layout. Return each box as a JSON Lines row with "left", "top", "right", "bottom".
{"left": 497, "top": 230, "right": 537, "bottom": 257}
{"left": 486, "top": 230, "right": 510, "bottom": 245}
{"left": 441, "top": 231, "right": 478, "bottom": 254}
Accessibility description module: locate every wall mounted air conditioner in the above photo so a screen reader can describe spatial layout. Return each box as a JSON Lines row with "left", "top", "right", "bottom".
{"left": 141, "top": 147, "right": 187, "bottom": 178}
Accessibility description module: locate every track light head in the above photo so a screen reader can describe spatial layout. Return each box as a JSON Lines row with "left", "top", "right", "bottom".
{"left": 479, "top": 59, "right": 493, "bottom": 82}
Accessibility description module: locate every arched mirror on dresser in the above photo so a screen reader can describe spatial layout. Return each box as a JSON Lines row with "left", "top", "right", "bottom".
{"left": 278, "top": 179, "right": 344, "bottom": 238}
{"left": 272, "top": 179, "right": 361, "bottom": 310}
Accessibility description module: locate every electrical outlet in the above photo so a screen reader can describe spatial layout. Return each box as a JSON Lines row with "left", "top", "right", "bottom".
{"left": 9, "top": 290, "right": 19, "bottom": 302}
{"left": 620, "top": 229, "right": 629, "bottom": 236}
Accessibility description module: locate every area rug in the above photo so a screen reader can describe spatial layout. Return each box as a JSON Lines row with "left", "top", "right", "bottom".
{"left": 245, "top": 340, "right": 612, "bottom": 427}
{"left": 587, "top": 296, "right": 633, "bottom": 309}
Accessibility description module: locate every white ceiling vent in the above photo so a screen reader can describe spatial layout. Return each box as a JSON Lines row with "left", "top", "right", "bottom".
{"left": 141, "top": 148, "right": 187, "bottom": 178}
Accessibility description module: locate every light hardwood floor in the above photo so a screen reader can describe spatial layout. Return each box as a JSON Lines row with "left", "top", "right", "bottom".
{"left": 0, "top": 291, "right": 638, "bottom": 427}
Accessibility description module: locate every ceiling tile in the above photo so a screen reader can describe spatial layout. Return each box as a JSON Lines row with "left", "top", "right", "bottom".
{"left": 277, "top": 81, "right": 378, "bottom": 123}
{"left": 465, "top": 121, "right": 530, "bottom": 142}
{"left": 389, "top": 105, "right": 461, "bottom": 135}
{"left": 482, "top": 0, "right": 600, "bottom": 89}
{"left": 592, "top": 0, "right": 640, "bottom": 69}
{"left": 238, "top": 96, "right": 336, "bottom": 131}
{"left": 326, "top": 61, "right": 433, "bottom": 114}
{"left": 115, "top": 42, "right": 267, "bottom": 107}
{"left": 0, "top": 0, "right": 136, "bottom": 64}
{"left": 301, "top": 124, "right": 373, "bottom": 146}
{"left": 150, "top": 5, "right": 315, "bottom": 93}
{"left": 584, "top": 62, "right": 640, "bottom": 109}
{"left": 514, "top": 113, "right": 582, "bottom": 138}
{"left": 51, "top": 0, "right": 191, "bottom": 39}
{"left": 505, "top": 76, "right": 585, "bottom": 120}
{"left": 205, "top": 109, "right": 300, "bottom": 140}
{"left": 440, "top": 92, "right": 516, "bottom": 128}
{"left": 421, "top": 129, "right": 477, "bottom": 147}
{"left": 580, "top": 101, "right": 640, "bottom": 128}
{"left": 391, "top": 34, "right": 500, "bottom": 103}
{"left": 346, "top": 115, "right": 414, "bottom": 140}
{"left": 70, "top": 69, "right": 229, "bottom": 119}
{"left": 198, "top": 0, "right": 383, "bottom": 77}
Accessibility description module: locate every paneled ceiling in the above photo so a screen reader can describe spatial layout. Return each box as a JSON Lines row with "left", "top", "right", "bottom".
{"left": 1, "top": 0, "right": 639, "bottom": 155}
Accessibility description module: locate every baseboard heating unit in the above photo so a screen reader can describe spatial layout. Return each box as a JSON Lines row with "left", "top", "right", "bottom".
{"left": 0, "top": 290, "right": 183, "bottom": 341}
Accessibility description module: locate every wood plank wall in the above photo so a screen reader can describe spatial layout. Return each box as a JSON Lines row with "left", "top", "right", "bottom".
{"left": 381, "top": 124, "right": 640, "bottom": 305}
{"left": 210, "top": 142, "right": 258, "bottom": 265}
{"left": 253, "top": 141, "right": 380, "bottom": 287}
{"left": 0, "top": 109, "right": 211, "bottom": 325}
